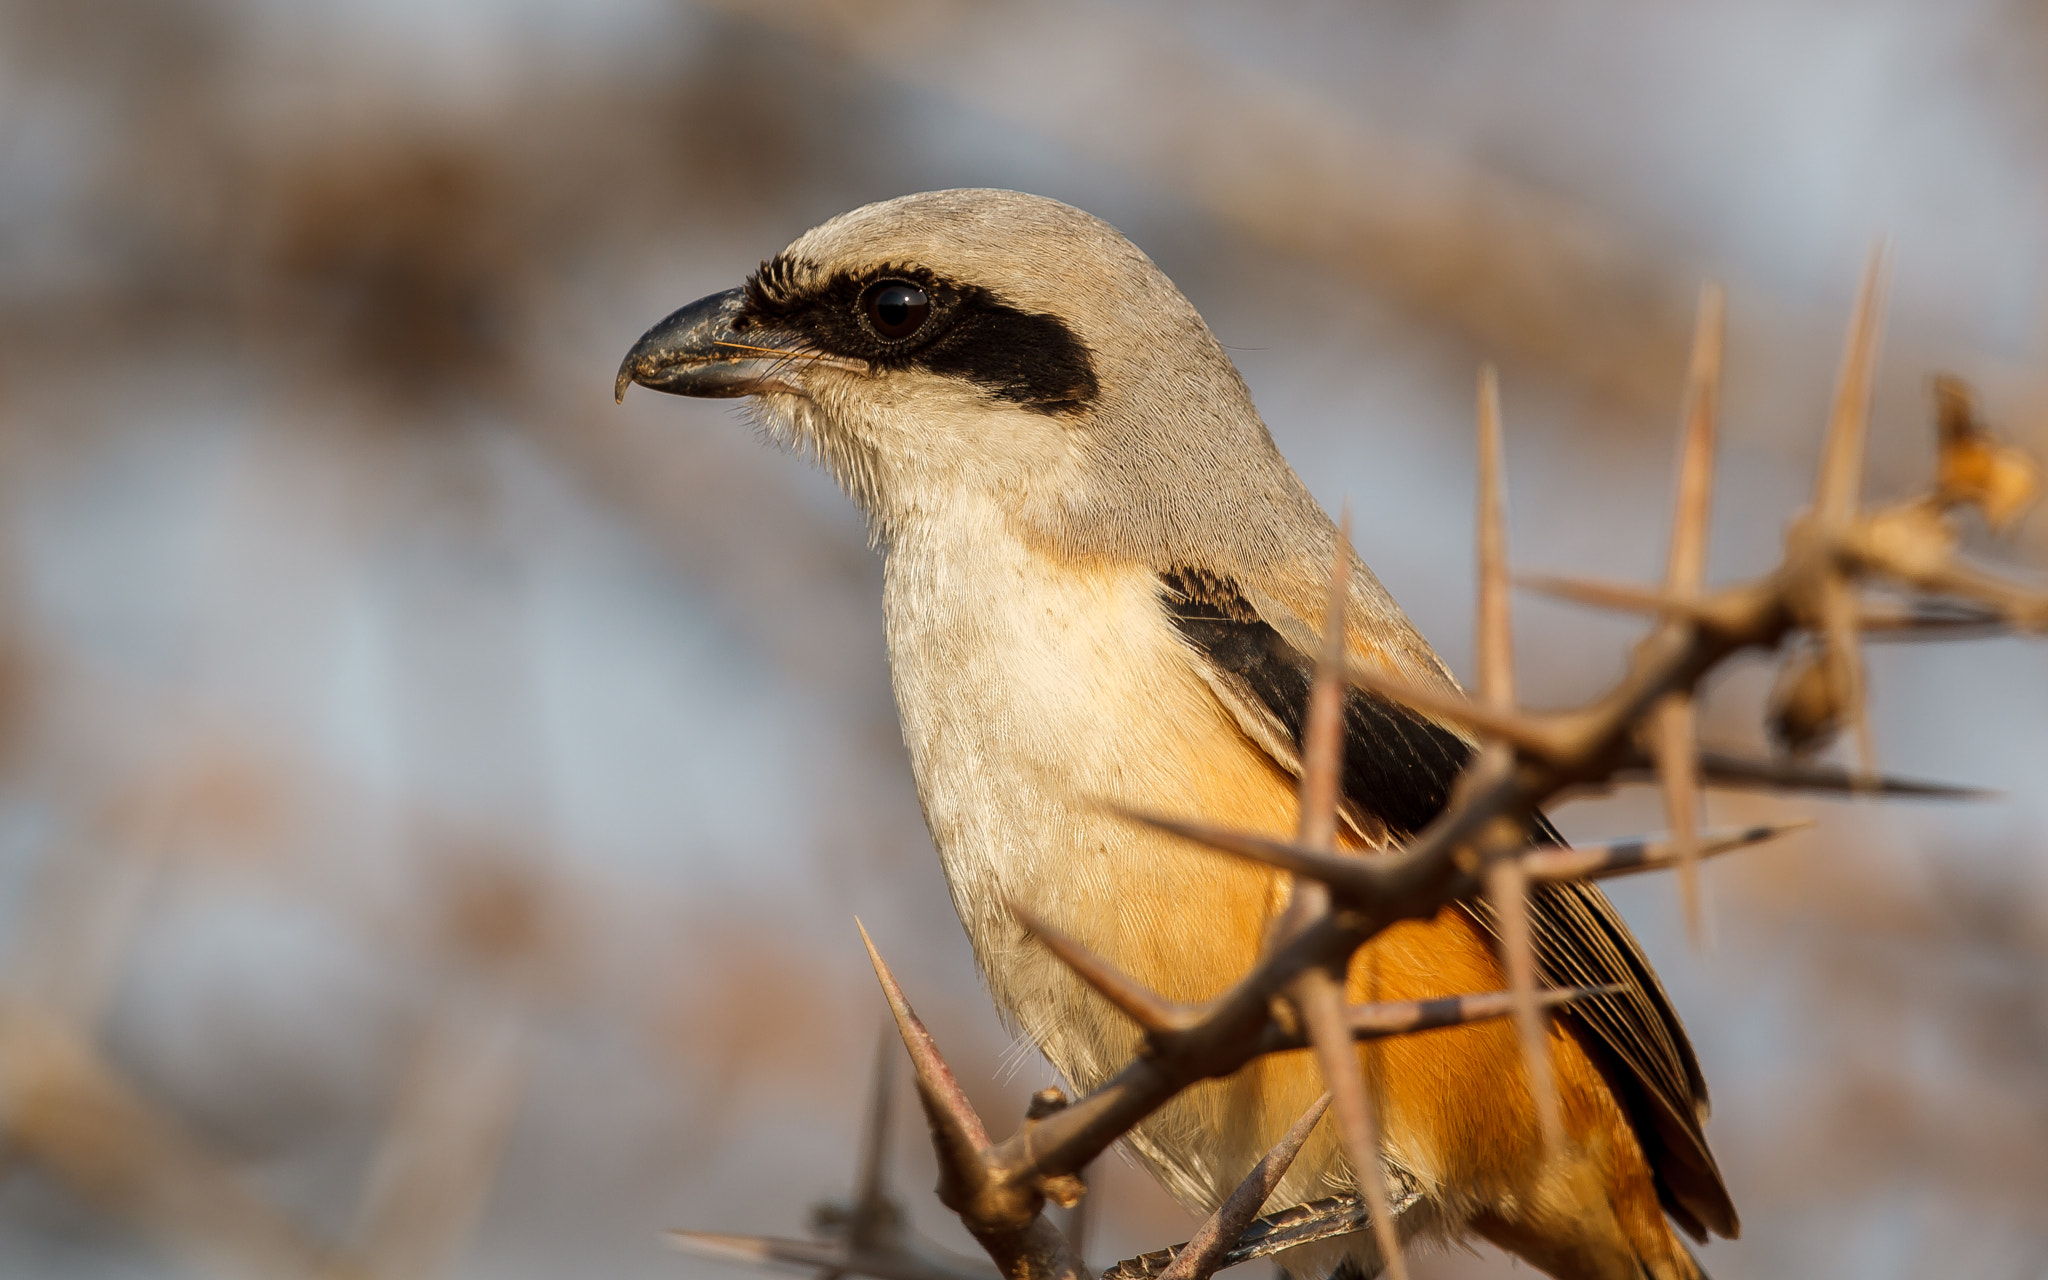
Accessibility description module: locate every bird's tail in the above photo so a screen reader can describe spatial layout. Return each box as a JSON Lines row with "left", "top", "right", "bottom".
{"left": 1660, "top": 1240, "right": 1711, "bottom": 1280}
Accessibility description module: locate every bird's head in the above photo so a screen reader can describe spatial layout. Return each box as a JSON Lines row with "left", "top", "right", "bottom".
{"left": 618, "top": 189, "right": 1312, "bottom": 558}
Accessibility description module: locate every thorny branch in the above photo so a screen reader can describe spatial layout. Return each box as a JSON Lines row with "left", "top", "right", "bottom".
{"left": 674, "top": 249, "right": 2048, "bottom": 1280}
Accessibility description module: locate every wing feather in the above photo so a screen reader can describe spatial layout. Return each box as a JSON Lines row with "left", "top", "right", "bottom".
{"left": 1159, "top": 567, "right": 1737, "bottom": 1241}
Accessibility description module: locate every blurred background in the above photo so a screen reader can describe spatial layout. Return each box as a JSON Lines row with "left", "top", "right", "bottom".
{"left": 0, "top": 1, "right": 2044, "bottom": 1277}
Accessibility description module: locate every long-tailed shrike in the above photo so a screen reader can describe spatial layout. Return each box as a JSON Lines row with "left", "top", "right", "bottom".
{"left": 617, "top": 190, "right": 1733, "bottom": 1280}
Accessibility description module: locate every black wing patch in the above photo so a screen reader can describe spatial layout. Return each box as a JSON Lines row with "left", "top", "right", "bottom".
{"left": 1160, "top": 567, "right": 1469, "bottom": 838}
{"left": 1158, "top": 567, "right": 1737, "bottom": 1242}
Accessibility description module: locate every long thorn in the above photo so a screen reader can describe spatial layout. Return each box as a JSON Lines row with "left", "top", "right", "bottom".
{"left": 1296, "top": 968, "right": 1407, "bottom": 1280}
{"left": 1857, "top": 604, "right": 2010, "bottom": 638}
{"left": 1869, "top": 558, "right": 2048, "bottom": 630}
{"left": 1524, "top": 572, "right": 2017, "bottom": 635}
{"left": 1300, "top": 521, "right": 1354, "bottom": 853}
{"left": 1476, "top": 365, "right": 1514, "bottom": 709}
{"left": 1810, "top": 246, "right": 1888, "bottom": 782}
{"left": 1680, "top": 753, "right": 1988, "bottom": 798}
{"left": 1652, "top": 694, "right": 1706, "bottom": 945}
{"left": 858, "top": 921, "right": 990, "bottom": 1149}
{"left": 1272, "top": 516, "right": 1404, "bottom": 1271}
{"left": 1815, "top": 244, "right": 1892, "bottom": 526}
{"left": 1517, "top": 573, "right": 1718, "bottom": 620}
{"left": 856, "top": 920, "right": 990, "bottom": 1209}
{"left": 1113, "top": 808, "right": 1381, "bottom": 901}
{"left": 1009, "top": 898, "right": 1195, "bottom": 1036}
{"left": 1666, "top": 284, "right": 1725, "bottom": 597}
{"left": 1275, "top": 519, "right": 1354, "bottom": 945}
{"left": 1157, "top": 1095, "right": 1331, "bottom": 1280}
{"left": 1345, "top": 985, "right": 1614, "bottom": 1040}
{"left": 1485, "top": 853, "right": 1560, "bottom": 1153}
{"left": 1517, "top": 823, "right": 1813, "bottom": 882}
{"left": 1122, "top": 806, "right": 1802, "bottom": 896}
{"left": 1660, "top": 283, "right": 1724, "bottom": 945}
{"left": 1342, "top": 663, "right": 1567, "bottom": 760}
{"left": 1472, "top": 372, "right": 1553, "bottom": 1151}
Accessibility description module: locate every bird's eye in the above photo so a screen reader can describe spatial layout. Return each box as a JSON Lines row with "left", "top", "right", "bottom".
{"left": 861, "top": 280, "right": 930, "bottom": 341}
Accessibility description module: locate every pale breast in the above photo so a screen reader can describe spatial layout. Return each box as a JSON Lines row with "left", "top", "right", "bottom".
{"left": 880, "top": 497, "right": 1326, "bottom": 1208}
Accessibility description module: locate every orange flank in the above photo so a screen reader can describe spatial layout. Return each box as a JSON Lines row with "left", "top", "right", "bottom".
{"left": 1045, "top": 708, "right": 1693, "bottom": 1279}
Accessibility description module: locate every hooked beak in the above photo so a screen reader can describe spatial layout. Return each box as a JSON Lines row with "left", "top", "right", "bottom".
{"left": 614, "top": 287, "right": 800, "bottom": 404}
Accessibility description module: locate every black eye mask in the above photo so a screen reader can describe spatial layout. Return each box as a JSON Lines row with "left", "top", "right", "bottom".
{"left": 744, "top": 257, "right": 1100, "bottom": 414}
